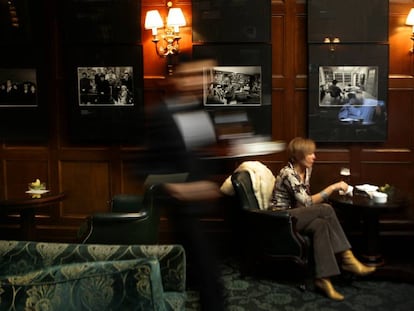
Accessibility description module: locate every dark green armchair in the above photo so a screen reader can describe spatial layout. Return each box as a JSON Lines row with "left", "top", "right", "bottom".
{"left": 231, "top": 170, "right": 311, "bottom": 280}
{"left": 80, "top": 173, "right": 189, "bottom": 245}
{"left": 80, "top": 185, "right": 162, "bottom": 245}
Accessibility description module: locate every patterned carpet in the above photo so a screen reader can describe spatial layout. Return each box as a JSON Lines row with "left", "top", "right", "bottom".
{"left": 185, "top": 258, "right": 414, "bottom": 311}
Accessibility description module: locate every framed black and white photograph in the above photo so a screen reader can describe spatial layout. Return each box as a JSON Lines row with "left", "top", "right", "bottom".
{"left": 308, "top": 44, "right": 389, "bottom": 142}
{"left": 319, "top": 66, "right": 380, "bottom": 107}
{"left": 77, "top": 66, "right": 134, "bottom": 107}
{"left": 193, "top": 44, "right": 272, "bottom": 138}
{"left": 65, "top": 45, "right": 144, "bottom": 143}
{"left": 0, "top": 68, "right": 37, "bottom": 107}
{"left": 0, "top": 47, "right": 48, "bottom": 142}
{"left": 203, "top": 66, "right": 262, "bottom": 106}
{"left": 193, "top": 44, "right": 271, "bottom": 106}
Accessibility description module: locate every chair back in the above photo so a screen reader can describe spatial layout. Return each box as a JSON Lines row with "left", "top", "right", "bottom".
{"left": 82, "top": 173, "right": 190, "bottom": 245}
{"left": 231, "top": 171, "right": 260, "bottom": 211}
{"left": 137, "top": 184, "right": 162, "bottom": 243}
{"left": 111, "top": 194, "right": 143, "bottom": 213}
{"left": 111, "top": 173, "right": 189, "bottom": 213}
{"left": 81, "top": 184, "right": 162, "bottom": 245}
{"left": 230, "top": 170, "right": 310, "bottom": 280}
{"left": 144, "top": 173, "right": 189, "bottom": 187}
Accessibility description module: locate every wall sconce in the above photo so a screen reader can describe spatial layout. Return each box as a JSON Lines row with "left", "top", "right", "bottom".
{"left": 8, "top": 0, "right": 19, "bottom": 28}
{"left": 323, "top": 37, "right": 340, "bottom": 52}
{"left": 406, "top": 8, "right": 414, "bottom": 53}
{"left": 144, "top": 1, "right": 186, "bottom": 58}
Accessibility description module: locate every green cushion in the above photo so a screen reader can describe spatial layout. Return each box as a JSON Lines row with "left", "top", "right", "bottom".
{"left": 0, "top": 258, "right": 175, "bottom": 310}
{"left": 0, "top": 241, "right": 187, "bottom": 311}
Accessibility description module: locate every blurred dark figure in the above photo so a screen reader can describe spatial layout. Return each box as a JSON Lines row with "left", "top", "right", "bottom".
{"left": 79, "top": 72, "right": 92, "bottom": 105}
{"left": 95, "top": 74, "right": 111, "bottom": 104}
{"left": 144, "top": 58, "right": 225, "bottom": 311}
{"left": 328, "top": 79, "right": 343, "bottom": 104}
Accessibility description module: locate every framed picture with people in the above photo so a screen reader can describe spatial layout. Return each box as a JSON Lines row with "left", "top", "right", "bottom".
{"left": 308, "top": 44, "right": 389, "bottom": 142}
{"left": 193, "top": 44, "right": 271, "bottom": 106}
{"left": 77, "top": 66, "right": 134, "bottom": 107}
{"left": 65, "top": 45, "right": 144, "bottom": 143}
{"left": 203, "top": 66, "right": 262, "bottom": 107}
{"left": 0, "top": 68, "right": 38, "bottom": 107}
{"left": 193, "top": 44, "right": 272, "bottom": 140}
{"left": 0, "top": 45, "right": 49, "bottom": 142}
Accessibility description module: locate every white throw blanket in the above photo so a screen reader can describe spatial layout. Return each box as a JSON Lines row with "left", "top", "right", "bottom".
{"left": 220, "top": 161, "right": 275, "bottom": 210}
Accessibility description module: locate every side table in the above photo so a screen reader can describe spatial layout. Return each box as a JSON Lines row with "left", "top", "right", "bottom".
{"left": 0, "top": 192, "right": 66, "bottom": 241}
{"left": 330, "top": 189, "right": 408, "bottom": 266}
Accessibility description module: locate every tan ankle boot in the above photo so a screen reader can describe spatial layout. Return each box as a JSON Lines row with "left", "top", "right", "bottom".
{"left": 341, "top": 250, "right": 376, "bottom": 276}
{"left": 314, "top": 278, "right": 344, "bottom": 301}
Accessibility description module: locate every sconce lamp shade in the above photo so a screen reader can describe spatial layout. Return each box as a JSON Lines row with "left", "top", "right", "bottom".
{"left": 145, "top": 10, "right": 163, "bottom": 35}
{"left": 145, "top": 4, "right": 186, "bottom": 61}
{"left": 406, "top": 8, "right": 414, "bottom": 30}
{"left": 167, "top": 8, "right": 186, "bottom": 32}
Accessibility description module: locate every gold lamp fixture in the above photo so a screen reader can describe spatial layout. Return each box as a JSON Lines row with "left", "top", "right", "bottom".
{"left": 406, "top": 8, "right": 414, "bottom": 53}
{"left": 145, "top": 1, "right": 186, "bottom": 58}
{"left": 323, "top": 36, "right": 340, "bottom": 52}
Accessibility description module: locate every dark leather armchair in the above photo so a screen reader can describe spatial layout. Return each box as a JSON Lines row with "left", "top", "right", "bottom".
{"left": 231, "top": 171, "right": 311, "bottom": 280}
{"left": 80, "top": 173, "right": 189, "bottom": 245}
{"left": 80, "top": 184, "right": 162, "bottom": 245}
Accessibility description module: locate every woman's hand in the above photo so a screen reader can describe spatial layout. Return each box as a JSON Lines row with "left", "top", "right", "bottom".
{"left": 316, "top": 181, "right": 349, "bottom": 204}
{"left": 333, "top": 181, "right": 348, "bottom": 193}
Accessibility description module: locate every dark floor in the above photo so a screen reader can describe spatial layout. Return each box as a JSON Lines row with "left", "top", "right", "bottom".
{"left": 239, "top": 233, "right": 414, "bottom": 282}
{"left": 185, "top": 234, "right": 414, "bottom": 300}
{"left": 368, "top": 239, "right": 414, "bottom": 284}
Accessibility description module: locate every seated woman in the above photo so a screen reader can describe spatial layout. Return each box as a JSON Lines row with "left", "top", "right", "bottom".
{"left": 270, "top": 137, "right": 375, "bottom": 301}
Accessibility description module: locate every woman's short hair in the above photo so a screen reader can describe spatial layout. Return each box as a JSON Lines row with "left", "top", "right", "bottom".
{"left": 287, "top": 137, "right": 316, "bottom": 162}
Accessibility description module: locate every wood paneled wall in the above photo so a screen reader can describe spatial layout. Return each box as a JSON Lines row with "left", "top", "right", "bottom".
{"left": 0, "top": 0, "right": 413, "bottom": 243}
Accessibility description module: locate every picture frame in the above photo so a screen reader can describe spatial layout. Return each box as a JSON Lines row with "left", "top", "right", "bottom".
{"left": 65, "top": 45, "right": 144, "bottom": 143}
{"left": 77, "top": 66, "right": 135, "bottom": 107}
{"left": 193, "top": 44, "right": 271, "bottom": 106}
{"left": 193, "top": 44, "right": 272, "bottom": 138}
{"left": 0, "top": 46, "right": 48, "bottom": 142}
{"left": 318, "top": 65, "right": 380, "bottom": 108}
{"left": 308, "top": 44, "right": 389, "bottom": 142}
{"left": 59, "top": 0, "right": 141, "bottom": 44}
{"left": 192, "top": 0, "right": 271, "bottom": 43}
{"left": 0, "top": 68, "right": 38, "bottom": 107}
{"left": 203, "top": 66, "right": 262, "bottom": 107}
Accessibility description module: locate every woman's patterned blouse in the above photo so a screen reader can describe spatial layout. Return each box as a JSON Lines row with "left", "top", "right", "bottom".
{"left": 270, "top": 161, "right": 313, "bottom": 209}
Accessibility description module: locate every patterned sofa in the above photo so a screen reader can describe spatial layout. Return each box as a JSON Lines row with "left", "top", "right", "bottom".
{"left": 0, "top": 240, "right": 186, "bottom": 311}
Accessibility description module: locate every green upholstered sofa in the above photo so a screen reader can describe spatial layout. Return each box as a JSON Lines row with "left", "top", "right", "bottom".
{"left": 0, "top": 240, "right": 186, "bottom": 311}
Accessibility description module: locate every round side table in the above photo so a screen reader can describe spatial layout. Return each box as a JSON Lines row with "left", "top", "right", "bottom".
{"left": 330, "top": 189, "right": 408, "bottom": 266}
{"left": 0, "top": 192, "right": 66, "bottom": 241}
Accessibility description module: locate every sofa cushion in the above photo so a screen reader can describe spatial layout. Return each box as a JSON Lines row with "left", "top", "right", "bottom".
{"left": 0, "top": 258, "right": 183, "bottom": 311}
{"left": 0, "top": 241, "right": 186, "bottom": 294}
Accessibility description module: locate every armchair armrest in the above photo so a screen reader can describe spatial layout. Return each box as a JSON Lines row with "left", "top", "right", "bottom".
{"left": 81, "top": 211, "right": 157, "bottom": 244}
{"left": 88, "top": 211, "right": 148, "bottom": 223}
{"left": 242, "top": 208, "right": 309, "bottom": 259}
